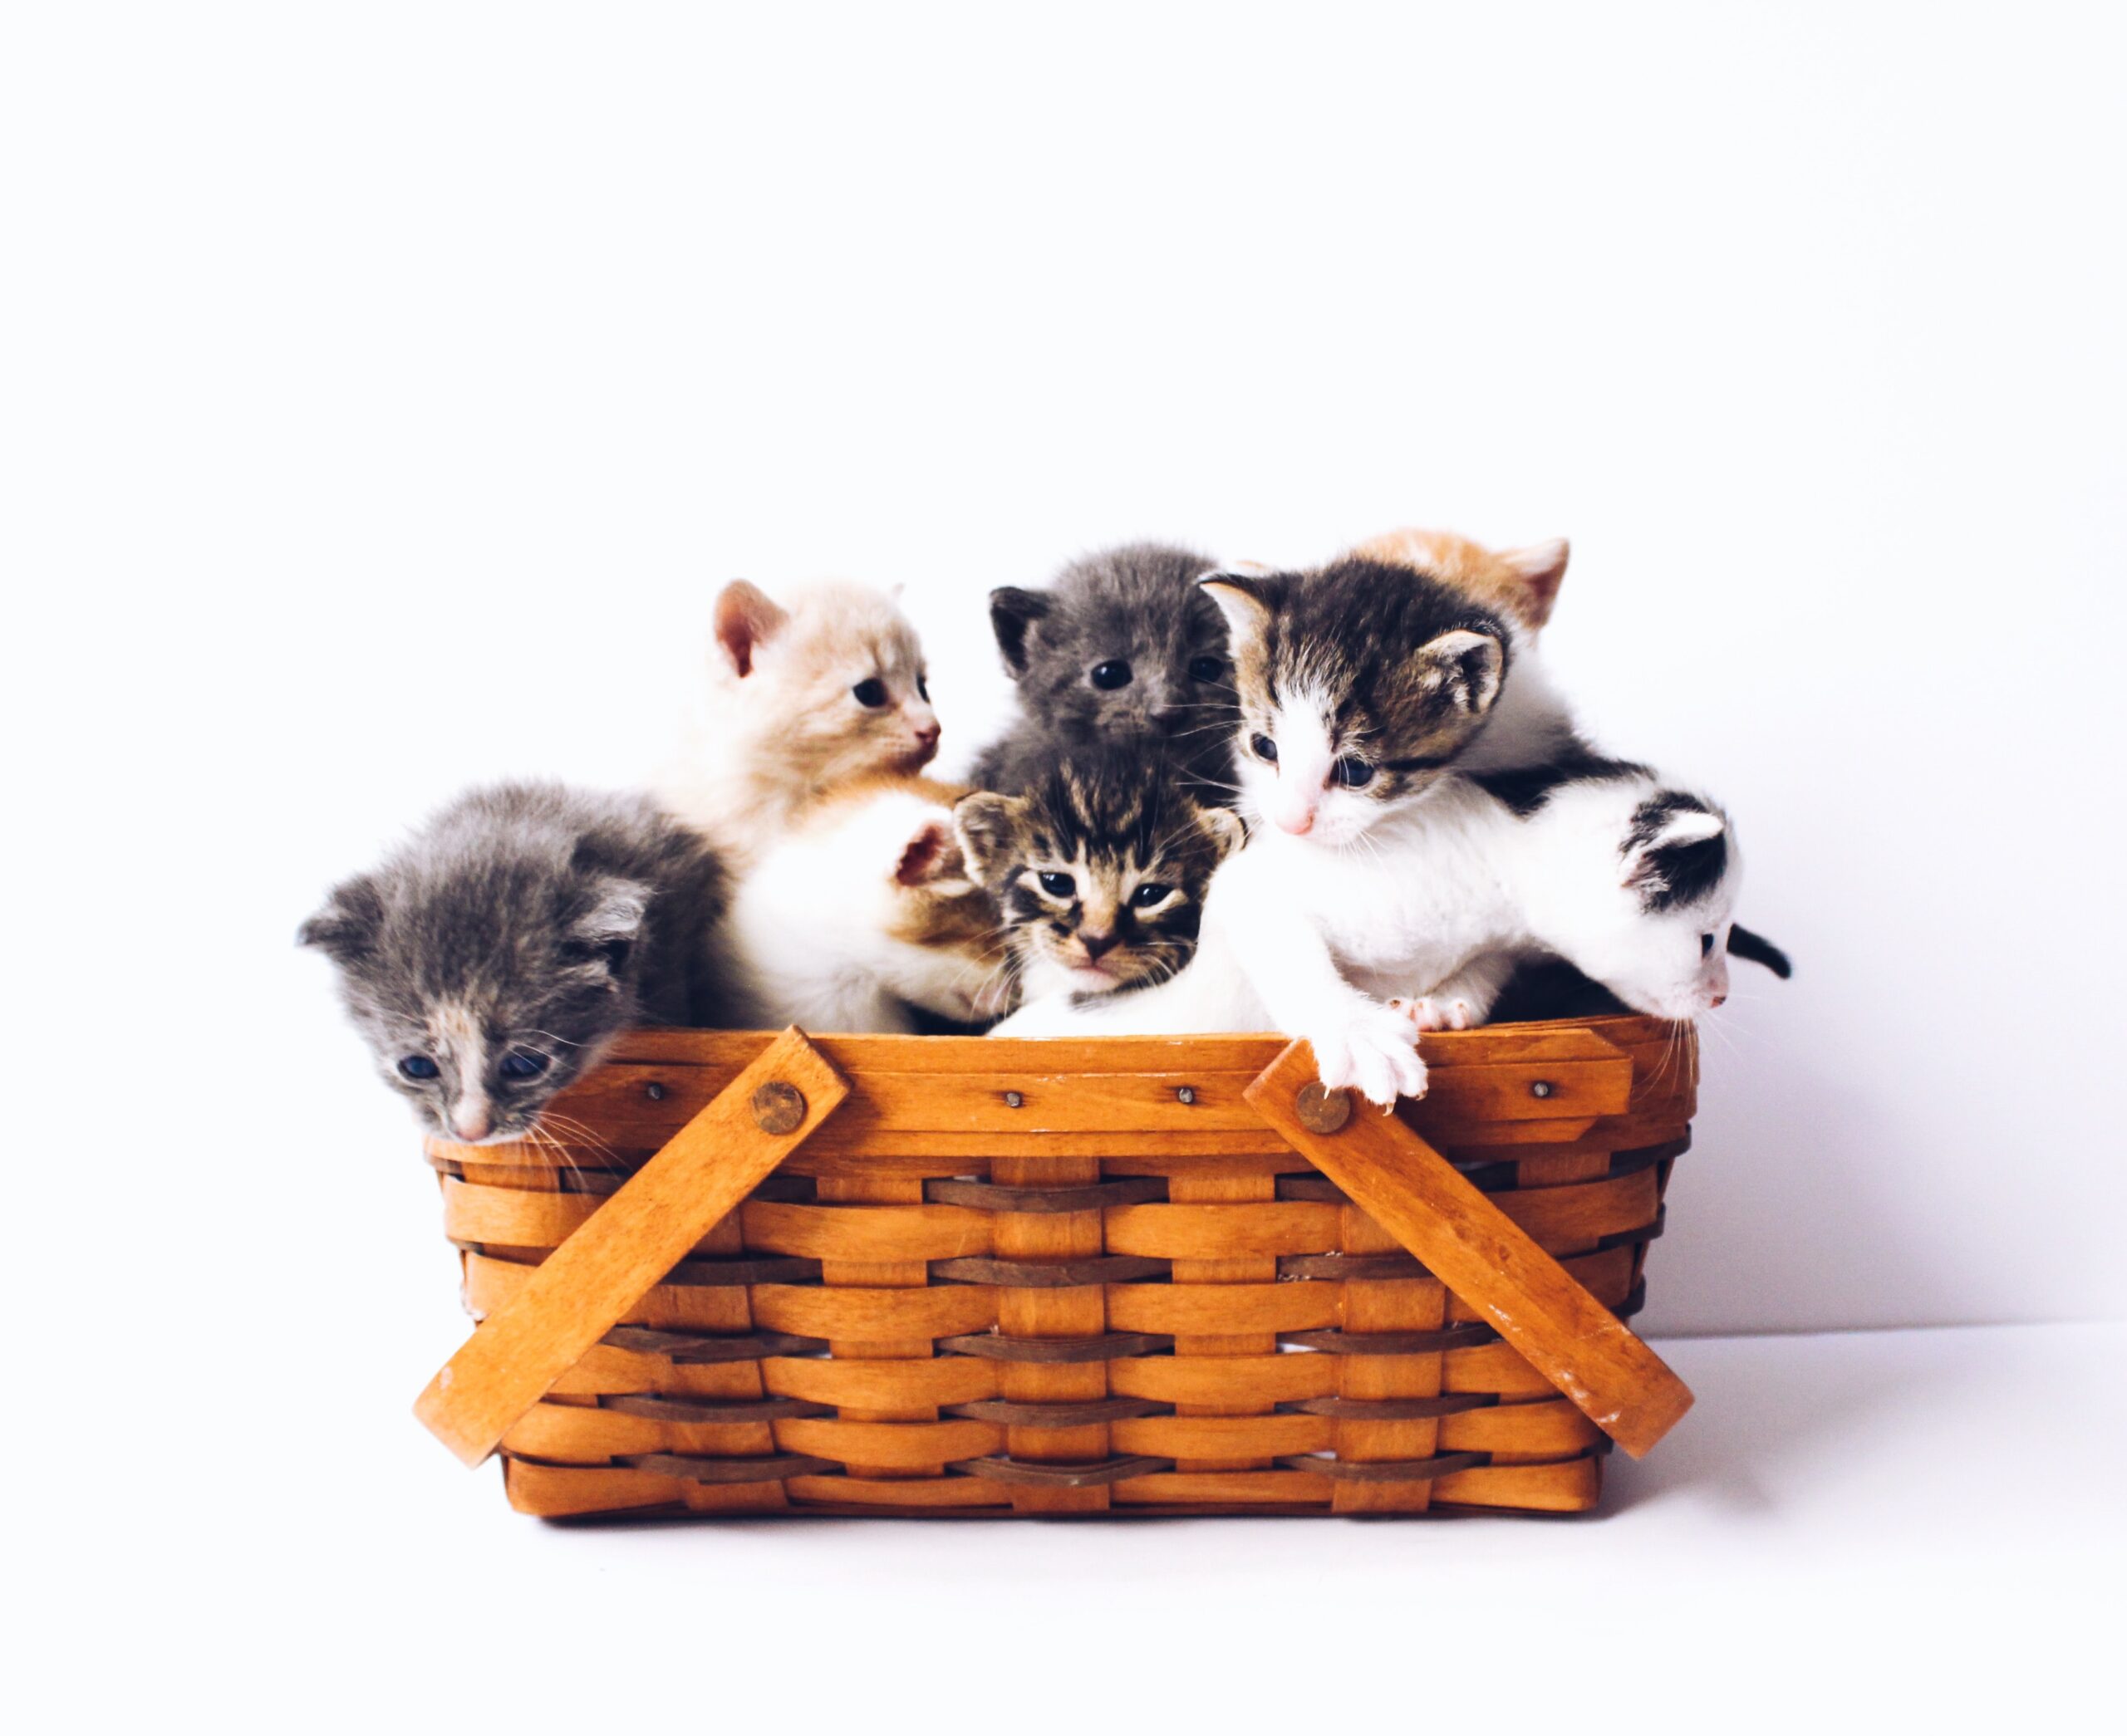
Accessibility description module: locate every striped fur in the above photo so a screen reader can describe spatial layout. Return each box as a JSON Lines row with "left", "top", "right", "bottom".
{"left": 955, "top": 746, "right": 1243, "bottom": 1001}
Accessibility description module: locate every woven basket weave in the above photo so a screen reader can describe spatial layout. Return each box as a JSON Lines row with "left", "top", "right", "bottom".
{"left": 419, "top": 1018, "right": 1698, "bottom": 1518}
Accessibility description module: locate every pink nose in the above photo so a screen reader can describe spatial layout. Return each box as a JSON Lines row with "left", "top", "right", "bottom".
{"left": 914, "top": 722, "right": 940, "bottom": 746}
{"left": 453, "top": 1111, "right": 492, "bottom": 1141}
{"left": 1278, "top": 811, "right": 1314, "bottom": 836}
{"left": 1708, "top": 994, "right": 1727, "bottom": 1009}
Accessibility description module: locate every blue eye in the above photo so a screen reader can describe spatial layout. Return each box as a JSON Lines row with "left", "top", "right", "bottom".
{"left": 500, "top": 1052, "right": 549, "bottom": 1080}
{"left": 1131, "top": 884, "right": 1172, "bottom": 908}
{"left": 1700, "top": 933, "right": 1717, "bottom": 958}
{"left": 1038, "top": 870, "right": 1076, "bottom": 897}
{"left": 1250, "top": 733, "right": 1278, "bottom": 763}
{"left": 1188, "top": 655, "right": 1224, "bottom": 683}
{"left": 1091, "top": 660, "right": 1132, "bottom": 690}
{"left": 852, "top": 678, "right": 888, "bottom": 708}
{"left": 398, "top": 1055, "right": 439, "bottom": 1081}
{"left": 1334, "top": 757, "right": 1375, "bottom": 788}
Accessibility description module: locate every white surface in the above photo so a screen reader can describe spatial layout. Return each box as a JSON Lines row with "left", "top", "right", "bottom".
{"left": 19, "top": 1323, "right": 2122, "bottom": 1726}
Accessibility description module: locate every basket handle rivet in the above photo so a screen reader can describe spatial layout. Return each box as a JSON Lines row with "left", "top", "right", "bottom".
{"left": 1176, "top": 1086, "right": 1196, "bottom": 1105}
{"left": 1004, "top": 1091, "right": 1024, "bottom": 1109}
{"left": 645, "top": 1081, "right": 667, "bottom": 1101}
{"left": 752, "top": 1081, "right": 807, "bottom": 1135}
{"left": 1294, "top": 1081, "right": 1352, "bottom": 1135}
{"left": 1530, "top": 1080, "right": 1555, "bottom": 1100}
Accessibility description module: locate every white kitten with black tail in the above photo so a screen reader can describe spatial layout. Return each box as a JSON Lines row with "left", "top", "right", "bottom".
{"left": 721, "top": 777, "right": 1013, "bottom": 1033}
{"left": 301, "top": 782, "right": 729, "bottom": 1145}
{"left": 659, "top": 577, "right": 941, "bottom": 869}
{"left": 998, "top": 767, "right": 1752, "bottom": 1099}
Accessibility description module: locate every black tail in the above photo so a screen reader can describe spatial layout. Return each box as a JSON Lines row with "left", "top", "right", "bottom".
{"left": 1727, "top": 924, "right": 1792, "bottom": 979}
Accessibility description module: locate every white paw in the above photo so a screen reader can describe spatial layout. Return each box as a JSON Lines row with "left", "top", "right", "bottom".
{"left": 1309, "top": 1005, "right": 1429, "bottom": 1107}
{"left": 1388, "top": 994, "right": 1475, "bottom": 1033}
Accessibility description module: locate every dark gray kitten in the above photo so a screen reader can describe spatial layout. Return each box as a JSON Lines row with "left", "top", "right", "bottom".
{"left": 300, "top": 782, "right": 729, "bottom": 1145}
{"left": 974, "top": 542, "right": 1238, "bottom": 797}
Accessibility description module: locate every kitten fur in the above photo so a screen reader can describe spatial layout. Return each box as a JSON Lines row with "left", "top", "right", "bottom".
{"left": 721, "top": 775, "right": 1012, "bottom": 1033}
{"left": 301, "top": 782, "right": 729, "bottom": 1145}
{"left": 998, "top": 765, "right": 1748, "bottom": 1108}
{"left": 1338, "top": 527, "right": 1582, "bottom": 774}
{"left": 955, "top": 745, "right": 1245, "bottom": 1002}
{"left": 974, "top": 542, "right": 1239, "bottom": 797}
{"left": 658, "top": 578, "right": 941, "bottom": 870}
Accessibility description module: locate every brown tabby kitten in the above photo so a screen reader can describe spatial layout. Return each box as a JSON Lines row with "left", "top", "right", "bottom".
{"left": 955, "top": 746, "right": 1243, "bottom": 1001}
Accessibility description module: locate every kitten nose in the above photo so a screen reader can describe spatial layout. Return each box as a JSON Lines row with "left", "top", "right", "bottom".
{"left": 452, "top": 1103, "right": 493, "bottom": 1142}
{"left": 1276, "top": 808, "right": 1315, "bottom": 836}
{"left": 1080, "top": 929, "right": 1119, "bottom": 960}
{"left": 1708, "top": 994, "right": 1727, "bottom": 1009}
{"left": 914, "top": 720, "right": 940, "bottom": 747}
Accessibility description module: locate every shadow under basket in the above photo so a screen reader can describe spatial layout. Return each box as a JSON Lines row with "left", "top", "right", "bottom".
{"left": 419, "top": 1018, "right": 1700, "bottom": 1518}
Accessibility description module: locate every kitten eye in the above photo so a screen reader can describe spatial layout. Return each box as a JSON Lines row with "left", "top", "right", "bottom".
{"left": 852, "top": 678, "right": 889, "bottom": 708}
{"left": 1250, "top": 733, "right": 1279, "bottom": 763}
{"left": 1091, "top": 660, "right": 1132, "bottom": 690}
{"left": 397, "top": 1055, "right": 440, "bottom": 1081}
{"left": 1188, "top": 655, "right": 1225, "bottom": 683}
{"left": 1038, "top": 870, "right": 1077, "bottom": 898}
{"left": 916, "top": 673, "right": 931, "bottom": 701}
{"left": 1700, "top": 933, "right": 1717, "bottom": 958}
{"left": 499, "top": 1051, "right": 549, "bottom": 1080}
{"left": 1130, "top": 884, "right": 1172, "bottom": 908}
{"left": 1333, "top": 757, "right": 1375, "bottom": 788}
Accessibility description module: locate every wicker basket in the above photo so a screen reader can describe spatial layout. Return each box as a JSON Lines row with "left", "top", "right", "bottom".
{"left": 418, "top": 1018, "right": 1698, "bottom": 1518}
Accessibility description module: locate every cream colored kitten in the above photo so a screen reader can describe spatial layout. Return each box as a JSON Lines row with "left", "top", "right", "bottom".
{"left": 721, "top": 775, "right": 1012, "bottom": 1033}
{"left": 658, "top": 578, "right": 941, "bottom": 869}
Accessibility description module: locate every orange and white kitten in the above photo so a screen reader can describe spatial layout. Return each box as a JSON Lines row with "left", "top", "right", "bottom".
{"left": 658, "top": 578, "right": 941, "bottom": 868}
{"left": 721, "top": 775, "right": 1012, "bottom": 1032}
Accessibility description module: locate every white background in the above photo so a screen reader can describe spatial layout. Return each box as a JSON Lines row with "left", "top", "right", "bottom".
{"left": 6, "top": 4, "right": 2122, "bottom": 1727}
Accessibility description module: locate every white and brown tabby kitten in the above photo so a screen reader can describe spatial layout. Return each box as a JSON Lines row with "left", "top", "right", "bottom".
{"left": 955, "top": 746, "right": 1244, "bottom": 1002}
{"left": 721, "top": 776, "right": 1012, "bottom": 1032}
{"left": 659, "top": 578, "right": 941, "bottom": 869}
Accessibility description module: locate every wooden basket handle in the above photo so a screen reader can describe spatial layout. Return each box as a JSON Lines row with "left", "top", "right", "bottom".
{"left": 414, "top": 1027, "right": 848, "bottom": 1467}
{"left": 1246, "top": 1039, "right": 1693, "bottom": 1458}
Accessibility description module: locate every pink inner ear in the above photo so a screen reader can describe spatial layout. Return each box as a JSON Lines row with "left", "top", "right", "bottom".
{"left": 713, "top": 583, "right": 785, "bottom": 678}
{"left": 895, "top": 821, "right": 957, "bottom": 886}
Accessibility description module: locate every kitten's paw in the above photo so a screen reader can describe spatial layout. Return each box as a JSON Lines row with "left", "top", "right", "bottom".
{"left": 1388, "top": 995, "right": 1476, "bottom": 1033}
{"left": 1309, "top": 1006, "right": 1428, "bottom": 1108}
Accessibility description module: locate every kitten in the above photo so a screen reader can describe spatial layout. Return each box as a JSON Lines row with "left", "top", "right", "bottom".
{"left": 974, "top": 542, "right": 1239, "bottom": 797}
{"left": 721, "top": 776, "right": 1013, "bottom": 1033}
{"left": 998, "top": 766, "right": 1756, "bottom": 1101}
{"left": 955, "top": 745, "right": 1245, "bottom": 1002}
{"left": 301, "top": 782, "right": 729, "bottom": 1145}
{"left": 658, "top": 578, "right": 941, "bottom": 869}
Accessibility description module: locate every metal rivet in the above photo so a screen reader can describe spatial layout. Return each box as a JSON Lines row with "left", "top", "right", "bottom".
{"left": 1004, "top": 1091, "right": 1024, "bottom": 1109}
{"left": 1530, "top": 1080, "right": 1555, "bottom": 1099}
{"left": 1294, "top": 1081, "right": 1352, "bottom": 1135}
{"left": 752, "top": 1080, "right": 806, "bottom": 1135}
{"left": 1176, "top": 1086, "right": 1196, "bottom": 1105}
{"left": 645, "top": 1081, "right": 667, "bottom": 1101}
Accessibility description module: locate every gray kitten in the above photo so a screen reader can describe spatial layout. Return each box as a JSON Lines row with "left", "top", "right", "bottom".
{"left": 300, "top": 782, "right": 729, "bottom": 1145}
{"left": 973, "top": 542, "right": 1238, "bottom": 797}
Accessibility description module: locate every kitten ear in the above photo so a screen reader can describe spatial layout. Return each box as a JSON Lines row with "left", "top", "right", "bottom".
{"left": 572, "top": 878, "right": 651, "bottom": 975}
{"left": 893, "top": 811, "right": 967, "bottom": 887}
{"left": 298, "top": 874, "right": 383, "bottom": 964}
{"left": 1196, "top": 805, "right": 1247, "bottom": 862}
{"left": 1198, "top": 573, "right": 1285, "bottom": 650}
{"left": 1412, "top": 629, "right": 1506, "bottom": 716}
{"left": 1501, "top": 539, "right": 1570, "bottom": 628}
{"left": 713, "top": 580, "right": 790, "bottom": 679}
{"left": 989, "top": 587, "right": 1050, "bottom": 678}
{"left": 952, "top": 792, "right": 1025, "bottom": 885}
{"left": 1623, "top": 806, "right": 1730, "bottom": 908}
